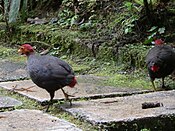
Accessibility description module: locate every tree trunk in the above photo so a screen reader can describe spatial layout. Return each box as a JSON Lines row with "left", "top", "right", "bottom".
{"left": 143, "top": 0, "right": 153, "bottom": 25}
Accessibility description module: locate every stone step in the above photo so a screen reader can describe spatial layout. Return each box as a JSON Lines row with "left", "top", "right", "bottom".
{"left": 0, "top": 96, "right": 22, "bottom": 109}
{"left": 60, "top": 90, "right": 175, "bottom": 130}
{"left": 0, "top": 60, "right": 28, "bottom": 82}
{"left": 0, "top": 80, "right": 150, "bottom": 103}
{"left": 0, "top": 109, "right": 82, "bottom": 131}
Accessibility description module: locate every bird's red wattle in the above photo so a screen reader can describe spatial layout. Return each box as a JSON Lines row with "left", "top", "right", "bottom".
{"left": 151, "top": 65, "right": 159, "bottom": 72}
{"left": 68, "top": 77, "right": 77, "bottom": 88}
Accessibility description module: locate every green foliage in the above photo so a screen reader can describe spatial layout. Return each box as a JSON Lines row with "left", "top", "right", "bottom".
{"left": 133, "top": 0, "right": 158, "bottom": 6}
{"left": 20, "top": 0, "right": 28, "bottom": 21}
{"left": 57, "top": 9, "right": 75, "bottom": 28}
{"left": 144, "top": 26, "right": 166, "bottom": 44}
{"left": 148, "top": 26, "right": 165, "bottom": 39}
{"left": 118, "top": 44, "right": 149, "bottom": 69}
{"left": 57, "top": 0, "right": 98, "bottom": 29}
{"left": 122, "top": 1, "right": 141, "bottom": 34}
{"left": 140, "top": 128, "right": 151, "bottom": 131}
{"left": 103, "top": 73, "right": 150, "bottom": 89}
{"left": 0, "top": 45, "right": 16, "bottom": 58}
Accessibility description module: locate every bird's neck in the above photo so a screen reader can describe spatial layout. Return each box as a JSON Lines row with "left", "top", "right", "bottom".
{"left": 26, "top": 52, "right": 35, "bottom": 58}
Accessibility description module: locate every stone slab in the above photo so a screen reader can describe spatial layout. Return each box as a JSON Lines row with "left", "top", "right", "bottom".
{"left": 0, "top": 96, "right": 22, "bottom": 109}
{"left": 0, "top": 80, "right": 150, "bottom": 103}
{"left": 0, "top": 60, "right": 28, "bottom": 82}
{"left": 0, "top": 109, "right": 81, "bottom": 131}
{"left": 61, "top": 90, "right": 175, "bottom": 130}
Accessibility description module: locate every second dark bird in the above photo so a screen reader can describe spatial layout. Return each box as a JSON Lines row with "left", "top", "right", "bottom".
{"left": 145, "top": 39, "right": 175, "bottom": 90}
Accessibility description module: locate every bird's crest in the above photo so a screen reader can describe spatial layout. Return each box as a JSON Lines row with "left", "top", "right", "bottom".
{"left": 154, "top": 39, "right": 164, "bottom": 45}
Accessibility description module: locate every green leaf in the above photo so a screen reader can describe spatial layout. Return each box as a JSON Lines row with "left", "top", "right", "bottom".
{"left": 124, "top": 2, "right": 133, "bottom": 11}
{"left": 143, "top": 37, "right": 153, "bottom": 44}
{"left": 148, "top": 26, "right": 157, "bottom": 32}
{"left": 20, "top": 0, "right": 28, "bottom": 21}
{"left": 148, "top": 32, "right": 157, "bottom": 39}
{"left": 134, "top": 0, "right": 144, "bottom": 6}
{"left": 158, "top": 27, "right": 165, "bottom": 34}
{"left": 8, "top": 0, "right": 21, "bottom": 23}
{"left": 22, "top": 0, "right": 28, "bottom": 10}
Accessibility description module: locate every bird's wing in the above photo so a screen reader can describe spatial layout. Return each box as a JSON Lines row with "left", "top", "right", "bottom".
{"left": 146, "top": 45, "right": 175, "bottom": 66}
{"left": 28, "top": 55, "right": 74, "bottom": 81}
{"left": 146, "top": 46, "right": 175, "bottom": 61}
{"left": 145, "top": 47, "right": 158, "bottom": 65}
{"left": 40, "top": 55, "right": 74, "bottom": 79}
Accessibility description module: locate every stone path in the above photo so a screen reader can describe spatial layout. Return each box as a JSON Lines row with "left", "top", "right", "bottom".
{"left": 0, "top": 96, "right": 22, "bottom": 109}
{"left": 1, "top": 60, "right": 175, "bottom": 130}
{"left": 61, "top": 90, "right": 175, "bottom": 130}
{"left": 0, "top": 80, "right": 150, "bottom": 103}
{"left": 0, "top": 109, "right": 81, "bottom": 131}
{"left": 0, "top": 60, "right": 28, "bottom": 82}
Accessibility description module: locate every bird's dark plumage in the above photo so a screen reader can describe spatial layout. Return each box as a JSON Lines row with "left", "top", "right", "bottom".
{"left": 18, "top": 44, "right": 77, "bottom": 111}
{"left": 146, "top": 43, "right": 175, "bottom": 90}
{"left": 27, "top": 54, "right": 75, "bottom": 91}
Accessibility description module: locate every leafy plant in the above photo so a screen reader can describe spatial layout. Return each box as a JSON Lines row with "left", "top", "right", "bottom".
{"left": 121, "top": 1, "right": 141, "bottom": 34}
{"left": 144, "top": 26, "right": 166, "bottom": 44}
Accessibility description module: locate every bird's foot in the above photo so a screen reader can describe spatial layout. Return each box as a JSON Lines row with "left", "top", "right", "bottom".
{"left": 41, "top": 101, "right": 53, "bottom": 112}
{"left": 61, "top": 88, "right": 74, "bottom": 107}
{"left": 11, "top": 85, "right": 35, "bottom": 92}
{"left": 64, "top": 93, "right": 74, "bottom": 107}
{"left": 44, "top": 104, "right": 50, "bottom": 112}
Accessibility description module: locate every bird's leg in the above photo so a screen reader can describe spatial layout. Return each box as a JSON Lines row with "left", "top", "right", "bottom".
{"left": 61, "top": 88, "right": 74, "bottom": 106}
{"left": 161, "top": 77, "right": 165, "bottom": 88}
{"left": 45, "top": 91, "right": 54, "bottom": 112}
{"left": 151, "top": 80, "right": 156, "bottom": 91}
{"left": 11, "top": 85, "right": 35, "bottom": 92}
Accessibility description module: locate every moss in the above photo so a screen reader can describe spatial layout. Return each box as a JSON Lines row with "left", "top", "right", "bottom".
{"left": 0, "top": 88, "right": 98, "bottom": 131}
{"left": 118, "top": 44, "right": 150, "bottom": 69}
{"left": 0, "top": 46, "right": 17, "bottom": 59}
{"left": 100, "top": 114, "right": 175, "bottom": 130}
{"left": 100, "top": 73, "right": 151, "bottom": 90}
{"left": 96, "top": 46, "right": 115, "bottom": 61}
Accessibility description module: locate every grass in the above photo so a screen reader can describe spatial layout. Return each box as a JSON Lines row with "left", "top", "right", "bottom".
{"left": 1, "top": 45, "right": 175, "bottom": 130}
{"left": 0, "top": 46, "right": 99, "bottom": 130}
{"left": 0, "top": 88, "right": 98, "bottom": 130}
{"left": 0, "top": 45, "right": 168, "bottom": 90}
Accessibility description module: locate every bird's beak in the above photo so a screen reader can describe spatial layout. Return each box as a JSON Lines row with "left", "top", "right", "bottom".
{"left": 18, "top": 48, "right": 24, "bottom": 55}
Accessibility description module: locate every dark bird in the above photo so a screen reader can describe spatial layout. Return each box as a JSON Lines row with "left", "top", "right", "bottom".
{"left": 18, "top": 44, "right": 77, "bottom": 111}
{"left": 145, "top": 39, "right": 175, "bottom": 90}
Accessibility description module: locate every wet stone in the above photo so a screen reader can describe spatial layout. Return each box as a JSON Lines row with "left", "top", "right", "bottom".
{"left": 0, "top": 96, "right": 22, "bottom": 109}
{"left": 0, "top": 109, "right": 82, "bottom": 131}
{"left": 0, "top": 80, "right": 148, "bottom": 103}
{"left": 61, "top": 90, "right": 175, "bottom": 130}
